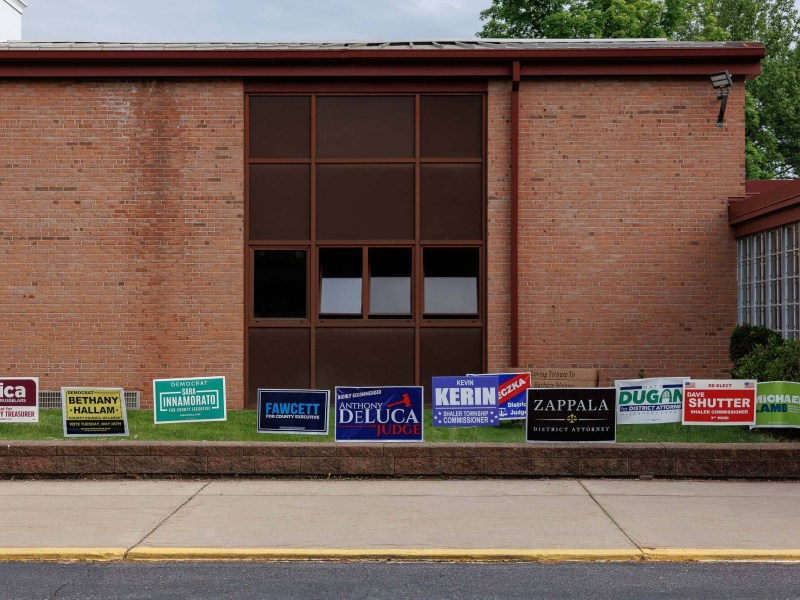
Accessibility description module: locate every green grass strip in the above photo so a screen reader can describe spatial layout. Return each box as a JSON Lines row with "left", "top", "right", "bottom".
{"left": 0, "top": 409, "right": 787, "bottom": 443}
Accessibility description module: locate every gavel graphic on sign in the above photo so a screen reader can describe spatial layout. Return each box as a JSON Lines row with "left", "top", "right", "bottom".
{"left": 386, "top": 393, "right": 412, "bottom": 409}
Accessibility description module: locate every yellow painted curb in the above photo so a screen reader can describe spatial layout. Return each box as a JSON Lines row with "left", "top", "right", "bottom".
{"left": 126, "top": 547, "right": 645, "bottom": 562}
{"left": 0, "top": 548, "right": 127, "bottom": 561}
{"left": 643, "top": 548, "right": 800, "bottom": 562}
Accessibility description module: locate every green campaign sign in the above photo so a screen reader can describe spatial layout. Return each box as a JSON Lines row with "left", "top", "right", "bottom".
{"left": 754, "top": 381, "right": 800, "bottom": 429}
{"left": 153, "top": 376, "right": 226, "bottom": 424}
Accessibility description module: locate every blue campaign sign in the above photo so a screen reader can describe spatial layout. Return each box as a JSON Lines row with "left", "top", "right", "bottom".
{"left": 335, "top": 386, "right": 423, "bottom": 443}
{"left": 257, "top": 389, "right": 330, "bottom": 435}
{"left": 469, "top": 372, "right": 531, "bottom": 420}
{"left": 432, "top": 376, "right": 500, "bottom": 427}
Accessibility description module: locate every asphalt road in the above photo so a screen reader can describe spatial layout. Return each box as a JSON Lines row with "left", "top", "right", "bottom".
{"left": 0, "top": 562, "right": 798, "bottom": 600}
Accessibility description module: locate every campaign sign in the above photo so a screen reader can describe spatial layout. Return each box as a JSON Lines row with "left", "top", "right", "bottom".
{"left": 682, "top": 379, "right": 756, "bottom": 425}
{"left": 153, "top": 376, "right": 226, "bottom": 424}
{"left": 0, "top": 377, "right": 39, "bottom": 423}
{"left": 469, "top": 373, "right": 531, "bottom": 420}
{"left": 753, "top": 381, "right": 800, "bottom": 429}
{"left": 526, "top": 387, "right": 616, "bottom": 442}
{"left": 258, "top": 389, "right": 329, "bottom": 435}
{"left": 62, "top": 388, "right": 128, "bottom": 437}
{"left": 615, "top": 377, "right": 685, "bottom": 424}
{"left": 432, "top": 376, "right": 500, "bottom": 427}
{"left": 335, "top": 386, "right": 423, "bottom": 442}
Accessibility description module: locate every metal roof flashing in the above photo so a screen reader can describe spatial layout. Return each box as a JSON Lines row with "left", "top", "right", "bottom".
{"left": 0, "top": 38, "right": 766, "bottom": 78}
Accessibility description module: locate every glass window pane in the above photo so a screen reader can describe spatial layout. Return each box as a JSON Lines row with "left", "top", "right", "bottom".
{"left": 249, "top": 164, "right": 310, "bottom": 241}
{"left": 253, "top": 250, "right": 307, "bottom": 319}
{"left": 320, "top": 248, "right": 362, "bottom": 316}
{"left": 423, "top": 248, "right": 479, "bottom": 316}
{"left": 420, "top": 95, "right": 482, "bottom": 158}
{"left": 316, "top": 164, "right": 414, "bottom": 240}
{"left": 249, "top": 96, "right": 310, "bottom": 159}
{"left": 370, "top": 248, "right": 411, "bottom": 315}
{"left": 317, "top": 96, "right": 414, "bottom": 158}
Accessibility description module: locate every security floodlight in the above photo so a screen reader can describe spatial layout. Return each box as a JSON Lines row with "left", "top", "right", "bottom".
{"left": 710, "top": 71, "right": 733, "bottom": 127}
{"left": 710, "top": 71, "right": 733, "bottom": 90}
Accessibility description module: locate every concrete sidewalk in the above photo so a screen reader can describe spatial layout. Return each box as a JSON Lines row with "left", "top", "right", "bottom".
{"left": 0, "top": 479, "right": 798, "bottom": 561}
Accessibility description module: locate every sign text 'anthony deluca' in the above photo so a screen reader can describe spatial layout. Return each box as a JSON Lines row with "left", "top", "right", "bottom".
{"left": 335, "top": 386, "right": 423, "bottom": 442}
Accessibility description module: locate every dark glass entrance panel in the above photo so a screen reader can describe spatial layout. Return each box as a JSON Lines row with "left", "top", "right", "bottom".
{"left": 248, "top": 328, "right": 310, "bottom": 408}
{"left": 421, "top": 164, "right": 482, "bottom": 241}
{"left": 253, "top": 250, "right": 307, "bottom": 319}
{"left": 317, "top": 96, "right": 414, "bottom": 158}
{"left": 420, "top": 95, "right": 482, "bottom": 158}
{"left": 249, "top": 96, "right": 310, "bottom": 159}
{"left": 249, "top": 164, "right": 310, "bottom": 241}
{"left": 316, "top": 164, "right": 414, "bottom": 240}
{"left": 420, "top": 328, "right": 483, "bottom": 398}
{"left": 316, "top": 328, "right": 414, "bottom": 393}
{"left": 247, "top": 92, "right": 485, "bottom": 402}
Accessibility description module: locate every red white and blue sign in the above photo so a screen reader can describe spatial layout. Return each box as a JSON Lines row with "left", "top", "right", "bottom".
{"left": 257, "top": 389, "right": 329, "bottom": 435}
{"left": 335, "top": 386, "right": 423, "bottom": 442}
{"left": 469, "top": 372, "right": 530, "bottom": 420}
{"left": 432, "top": 376, "right": 500, "bottom": 427}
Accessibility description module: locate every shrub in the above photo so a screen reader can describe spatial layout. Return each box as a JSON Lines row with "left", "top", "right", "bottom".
{"left": 730, "top": 338, "right": 800, "bottom": 381}
{"left": 729, "top": 324, "right": 782, "bottom": 366}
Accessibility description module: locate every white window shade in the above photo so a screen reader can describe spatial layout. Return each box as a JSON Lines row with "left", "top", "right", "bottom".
{"left": 320, "top": 277, "right": 362, "bottom": 314}
{"left": 424, "top": 277, "right": 478, "bottom": 315}
{"left": 371, "top": 277, "right": 411, "bottom": 314}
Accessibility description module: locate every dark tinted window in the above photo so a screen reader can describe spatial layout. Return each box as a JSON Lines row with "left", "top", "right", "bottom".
{"left": 423, "top": 248, "right": 479, "bottom": 316}
{"left": 370, "top": 248, "right": 412, "bottom": 316}
{"left": 253, "top": 250, "right": 307, "bottom": 319}
{"left": 316, "top": 165, "right": 414, "bottom": 240}
{"left": 249, "top": 165, "right": 310, "bottom": 240}
{"left": 421, "top": 96, "right": 482, "bottom": 158}
{"left": 421, "top": 164, "right": 482, "bottom": 240}
{"left": 249, "top": 96, "right": 310, "bottom": 159}
{"left": 317, "top": 96, "right": 414, "bottom": 158}
{"left": 320, "top": 248, "right": 363, "bottom": 317}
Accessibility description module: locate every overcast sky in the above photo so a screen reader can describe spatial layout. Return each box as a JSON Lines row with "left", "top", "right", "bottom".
{"left": 22, "top": 0, "right": 491, "bottom": 42}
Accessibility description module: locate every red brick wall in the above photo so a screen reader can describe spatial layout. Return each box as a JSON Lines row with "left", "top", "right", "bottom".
{"left": 487, "top": 80, "right": 513, "bottom": 372}
{"left": 0, "top": 80, "right": 245, "bottom": 408}
{"left": 0, "top": 75, "right": 745, "bottom": 405}
{"left": 487, "top": 77, "right": 745, "bottom": 383}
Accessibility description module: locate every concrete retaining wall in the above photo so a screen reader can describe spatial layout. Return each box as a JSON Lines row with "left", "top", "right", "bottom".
{"left": 1, "top": 442, "right": 797, "bottom": 478}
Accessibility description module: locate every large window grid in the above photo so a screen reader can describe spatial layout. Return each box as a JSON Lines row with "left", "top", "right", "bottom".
{"left": 737, "top": 222, "right": 800, "bottom": 338}
{"left": 245, "top": 91, "right": 486, "bottom": 400}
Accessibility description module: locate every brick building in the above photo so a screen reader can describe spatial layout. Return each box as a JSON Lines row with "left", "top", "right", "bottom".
{"left": 0, "top": 40, "right": 764, "bottom": 408}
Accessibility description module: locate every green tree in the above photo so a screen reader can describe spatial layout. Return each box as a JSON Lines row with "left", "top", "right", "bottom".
{"left": 478, "top": 0, "right": 800, "bottom": 178}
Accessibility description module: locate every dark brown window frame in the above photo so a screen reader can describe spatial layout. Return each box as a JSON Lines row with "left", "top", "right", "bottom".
{"left": 245, "top": 89, "right": 487, "bottom": 401}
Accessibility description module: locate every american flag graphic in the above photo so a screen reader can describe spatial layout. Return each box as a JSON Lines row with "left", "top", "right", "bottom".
{"left": 685, "top": 381, "right": 695, "bottom": 388}
{"left": 744, "top": 381, "right": 755, "bottom": 388}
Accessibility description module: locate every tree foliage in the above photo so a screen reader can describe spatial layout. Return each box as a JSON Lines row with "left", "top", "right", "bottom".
{"left": 478, "top": 0, "right": 800, "bottom": 178}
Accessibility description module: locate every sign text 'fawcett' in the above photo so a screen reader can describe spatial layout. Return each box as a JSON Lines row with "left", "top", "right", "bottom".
{"left": 258, "top": 389, "right": 330, "bottom": 435}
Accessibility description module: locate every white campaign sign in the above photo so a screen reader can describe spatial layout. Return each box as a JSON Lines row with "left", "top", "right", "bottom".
{"left": 615, "top": 377, "right": 686, "bottom": 424}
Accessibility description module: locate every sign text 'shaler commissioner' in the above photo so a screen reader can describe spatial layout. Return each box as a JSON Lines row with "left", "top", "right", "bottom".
{"left": 527, "top": 387, "right": 616, "bottom": 442}
{"left": 682, "top": 379, "right": 756, "bottom": 425}
{"left": 432, "top": 376, "right": 500, "bottom": 427}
